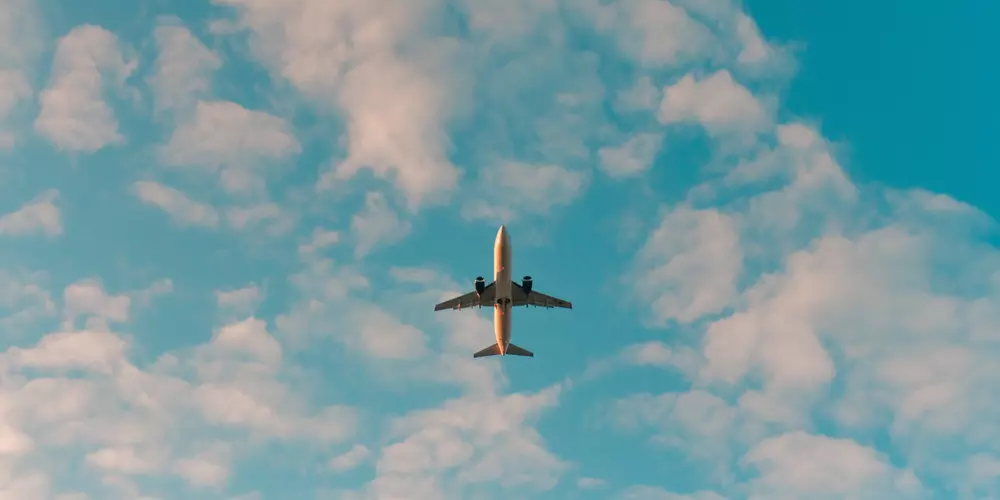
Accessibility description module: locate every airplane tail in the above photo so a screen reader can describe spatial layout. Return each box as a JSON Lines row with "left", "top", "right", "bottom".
{"left": 472, "top": 343, "right": 534, "bottom": 358}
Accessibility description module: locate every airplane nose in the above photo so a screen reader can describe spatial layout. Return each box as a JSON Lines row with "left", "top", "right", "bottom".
{"left": 496, "top": 224, "right": 508, "bottom": 243}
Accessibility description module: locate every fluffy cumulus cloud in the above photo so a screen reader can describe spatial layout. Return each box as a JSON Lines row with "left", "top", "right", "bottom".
{"left": 0, "top": 0, "right": 992, "bottom": 499}
{"left": 0, "top": 190, "right": 62, "bottom": 237}
{"left": 34, "top": 25, "right": 135, "bottom": 153}
{"left": 0, "top": 0, "right": 43, "bottom": 148}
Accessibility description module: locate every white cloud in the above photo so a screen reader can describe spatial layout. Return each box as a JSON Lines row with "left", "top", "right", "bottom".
{"left": 132, "top": 278, "right": 174, "bottom": 307}
{"left": 615, "top": 75, "right": 661, "bottom": 113}
{"left": 0, "top": 190, "right": 61, "bottom": 237}
{"left": 658, "top": 70, "right": 769, "bottom": 136}
{"left": 632, "top": 206, "right": 742, "bottom": 325}
{"left": 463, "top": 162, "right": 588, "bottom": 222}
{"left": 148, "top": 17, "right": 222, "bottom": 115}
{"left": 225, "top": 202, "right": 295, "bottom": 235}
{"left": 298, "top": 228, "right": 341, "bottom": 258}
{"left": 132, "top": 180, "right": 220, "bottom": 228}
{"left": 0, "top": 307, "right": 359, "bottom": 498}
{"left": 742, "top": 432, "right": 924, "bottom": 499}
{"left": 0, "top": 0, "right": 42, "bottom": 149}
{"left": 348, "top": 304, "right": 428, "bottom": 360}
{"left": 364, "top": 385, "right": 569, "bottom": 499}
{"left": 329, "top": 444, "right": 372, "bottom": 472}
{"left": 215, "top": 284, "right": 263, "bottom": 318}
{"left": 4, "top": 330, "right": 127, "bottom": 374}
{"left": 62, "top": 279, "right": 132, "bottom": 326}
{"left": 85, "top": 446, "right": 161, "bottom": 475}
{"left": 624, "top": 83, "right": 1000, "bottom": 498}
{"left": 160, "top": 100, "right": 300, "bottom": 195}
{"left": 172, "top": 449, "right": 231, "bottom": 488}
{"left": 609, "top": 390, "right": 752, "bottom": 467}
{"left": 582, "top": 341, "right": 701, "bottom": 382}
{"left": 0, "top": 70, "right": 31, "bottom": 148}
{"left": 351, "top": 192, "right": 411, "bottom": 259}
{"left": 34, "top": 25, "right": 134, "bottom": 152}
{"left": 0, "top": 271, "right": 56, "bottom": 331}
{"left": 209, "top": 317, "right": 282, "bottom": 367}
{"left": 732, "top": 13, "right": 796, "bottom": 76}
{"left": 579, "top": 0, "right": 717, "bottom": 67}
{"left": 214, "top": 0, "right": 464, "bottom": 209}
{"left": 577, "top": 477, "right": 607, "bottom": 489}
{"left": 6, "top": 0, "right": 995, "bottom": 497}
{"left": 456, "top": 0, "right": 560, "bottom": 43}
{"left": 0, "top": 421, "right": 34, "bottom": 454}
{"left": 618, "top": 486, "right": 725, "bottom": 500}
{"left": 598, "top": 133, "right": 663, "bottom": 178}
{"left": 323, "top": 50, "right": 464, "bottom": 209}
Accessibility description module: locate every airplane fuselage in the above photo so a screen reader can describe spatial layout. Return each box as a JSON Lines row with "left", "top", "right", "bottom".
{"left": 493, "top": 225, "right": 513, "bottom": 355}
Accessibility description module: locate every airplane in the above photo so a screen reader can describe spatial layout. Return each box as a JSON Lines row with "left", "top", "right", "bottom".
{"left": 433, "top": 225, "right": 572, "bottom": 358}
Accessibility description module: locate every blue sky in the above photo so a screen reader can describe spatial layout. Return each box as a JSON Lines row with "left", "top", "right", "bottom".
{"left": 0, "top": 0, "right": 996, "bottom": 499}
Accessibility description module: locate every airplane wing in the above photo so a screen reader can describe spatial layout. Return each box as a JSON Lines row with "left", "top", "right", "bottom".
{"left": 434, "top": 282, "right": 496, "bottom": 311}
{"left": 512, "top": 282, "right": 572, "bottom": 309}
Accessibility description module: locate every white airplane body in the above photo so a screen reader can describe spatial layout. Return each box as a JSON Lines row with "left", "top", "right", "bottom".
{"left": 434, "top": 225, "right": 572, "bottom": 358}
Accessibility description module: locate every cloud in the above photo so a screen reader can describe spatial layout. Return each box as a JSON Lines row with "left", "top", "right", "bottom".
{"left": 225, "top": 202, "right": 295, "bottom": 235}
{"left": 742, "top": 432, "right": 923, "bottom": 499}
{"left": 615, "top": 75, "right": 661, "bottom": 113}
{"left": 0, "top": 305, "right": 359, "bottom": 497}
{"left": 0, "top": 0, "right": 42, "bottom": 148}
{"left": 214, "top": 0, "right": 465, "bottom": 209}
{"left": 618, "top": 486, "right": 725, "bottom": 500}
{"left": 620, "top": 109, "right": 1000, "bottom": 497}
{"left": 148, "top": 16, "right": 222, "bottom": 115}
{"left": 329, "top": 444, "right": 372, "bottom": 472}
{"left": 463, "top": 162, "right": 588, "bottom": 222}
{"left": 34, "top": 25, "right": 134, "bottom": 153}
{"left": 364, "top": 385, "right": 569, "bottom": 499}
{"left": 0, "top": 189, "right": 61, "bottom": 237}
{"left": 0, "top": 270, "right": 56, "bottom": 332}
{"left": 584, "top": 341, "right": 702, "bottom": 383}
{"left": 172, "top": 448, "right": 231, "bottom": 488}
{"left": 208, "top": 317, "right": 282, "bottom": 367}
{"left": 658, "top": 70, "right": 770, "bottom": 137}
{"left": 632, "top": 205, "right": 742, "bottom": 325}
{"left": 132, "top": 278, "right": 174, "bottom": 307}
{"left": 62, "top": 279, "right": 132, "bottom": 327}
{"left": 578, "top": 0, "right": 717, "bottom": 67}
{"left": 0, "top": 69, "right": 31, "bottom": 149}
{"left": 298, "top": 227, "right": 341, "bottom": 258}
{"left": 351, "top": 192, "right": 411, "bottom": 259}
{"left": 577, "top": 477, "right": 608, "bottom": 489}
{"left": 598, "top": 133, "right": 663, "bottom": 178}
{"left": 215, "top": 284, "right": 264, "bottom": 318}
{"left": 4, "top": 329, "right": 127, "bottom": 374}
{"left": 4, "top": 0, "right": 995, "bottom": 498}
{"left": 132, "top": 180, "right": 220, "bottom": 228}
{"left": 159, "top": 100, "right": 300, "bottom": 195}
{"left": 323, "top": 49, "right": 464, "bottom": 209}
{"left": 268, "top": 252, "right": 572, "bottom": 498}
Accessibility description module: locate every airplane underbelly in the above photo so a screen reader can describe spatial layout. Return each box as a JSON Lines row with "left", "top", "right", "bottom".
{"left": 494, "top": 302, "right": 510, "bottom": 347}
{"left": 496, "top": 275, "right": 511, "bottom": 299}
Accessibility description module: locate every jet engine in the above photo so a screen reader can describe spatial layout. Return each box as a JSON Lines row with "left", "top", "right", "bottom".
{"left": 522, "top": 276, "right": 533, "bottom": 294}
{"left": 474, "top": 276, "right": 486, "bottom": 295}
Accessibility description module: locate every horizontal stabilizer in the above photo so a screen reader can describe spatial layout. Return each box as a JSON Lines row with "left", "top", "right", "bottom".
{"left": 473, "top": 344, "right": 502, "bottom": 358}
{"left": 505, "top": 343, "right": 533, "bottom": 357}
{"left": 472, "top": 343, "right": 534, "bottom": 358}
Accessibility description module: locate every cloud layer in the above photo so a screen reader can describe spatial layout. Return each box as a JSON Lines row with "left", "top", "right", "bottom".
{"left": 0, "top": 0, "right": 994, "bottom": 499}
